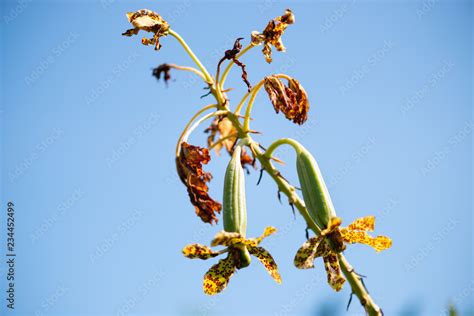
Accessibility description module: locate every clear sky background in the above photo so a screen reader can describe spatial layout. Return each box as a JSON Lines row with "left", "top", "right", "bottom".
{"left": 0, "top": 1, "right": 472, "bottom": 315}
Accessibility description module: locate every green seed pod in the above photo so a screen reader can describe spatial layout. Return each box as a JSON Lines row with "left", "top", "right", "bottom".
{"left": 223, "top": 145, "right": 251, "bottom": 268}
{"left": 295, "top": 144, "right": 337, "bottom": 229}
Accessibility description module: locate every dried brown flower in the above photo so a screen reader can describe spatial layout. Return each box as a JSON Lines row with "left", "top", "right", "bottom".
{"left": 217, "top": 38, "right": 251, "bottom": 91}
{"left": 177, "top": 142, "right": 222, "bottom": 224}
{"left": 251, "top": 9, "right": 295, "bottom": 63}
{"left": 205, "top": 117, "right": 255, "bottom": 171}
{"left": 122, "top": 9, "right": 170, "bottom": 50}
{"left": 264, "top": 75, "right": 309, "bottom": 125}
{"left": 205, "top": 117, "right": 237, "bottom": 155}
{"left": 152, "top": 64, "right": 171, "bottom": 84}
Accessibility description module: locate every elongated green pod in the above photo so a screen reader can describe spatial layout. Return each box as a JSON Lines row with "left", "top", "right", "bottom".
{"left": 223, "top": 144, "right": 251, "bottom": 268}
{"left": 296, "top": 145, "right": 337, "bottom": 229}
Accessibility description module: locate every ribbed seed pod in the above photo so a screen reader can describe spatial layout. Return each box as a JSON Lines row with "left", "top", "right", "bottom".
{"left": 296, "top": 145, "right": 337, "bottom": 229}
{"left": 223, "top": 145, "right": 251, "bottom": 268}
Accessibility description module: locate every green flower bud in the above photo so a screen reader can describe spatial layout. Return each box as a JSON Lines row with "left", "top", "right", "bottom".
{"left": 295, "top": 144, "right": 337, "bottom": 229}
{"left": 223, "top": 145, "right": 251, "bottom": 268}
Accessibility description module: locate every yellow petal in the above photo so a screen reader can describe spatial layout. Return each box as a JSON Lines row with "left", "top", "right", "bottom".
{"left": 346, "top": 216, "right": 375, "bottom": 232}
{"left": 211, "top": 230, "right": 244, "bottom": 247}
{"left": 340, "top": 230, "right": 392, "bottom": 252}
{"left": 203, "top": 255, "right": 236, "bottom": 295}
{"left": 248, "top": 246, "right": 282, "bottom": 283}
{"left": 182, "top": 244, "right": 219, "bottom": 259}
{"left": 293, "top": 236, "right": 324, "bottom": 269}
{"left": 323, "top": 253, "right": 346, "bottom": 291}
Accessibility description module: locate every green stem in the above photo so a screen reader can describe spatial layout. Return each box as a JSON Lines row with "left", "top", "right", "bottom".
{"left": 169, "top": 29, "right": 213, "bottom": 84}
{"left": 243, "top": 80, "right": 265, "bottom": 131}
{"left": 338, "top": 254, "right": 383, "bottom": 316}
{"left": 248, "top": 140, "right": 321, "bottom": 234}
{"left": 264, "top": 138, "right": 302, "bottom": 158}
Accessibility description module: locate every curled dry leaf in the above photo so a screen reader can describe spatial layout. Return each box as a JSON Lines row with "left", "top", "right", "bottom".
{"left": 251, "top": 9, "right": 295, "bottom": 63}
{"left": 264, "top": 75, "right": 309, "bottom": 125}
{"left": 122, "top": 9, "right": 170, "bottom": 50}
{"left": 152, "top": 64, "right": 171, "bottom": 85}
{"left": 177, "top": 142, "right": 222, "bottom": 224}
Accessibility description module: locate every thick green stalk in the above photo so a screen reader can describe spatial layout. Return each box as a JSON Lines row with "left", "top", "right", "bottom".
{"left": 338, "top": 254, "right": 383, "bottom": 316}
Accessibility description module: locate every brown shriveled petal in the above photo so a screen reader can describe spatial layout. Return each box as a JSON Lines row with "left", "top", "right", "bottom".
{"left": 217, "top": 38, "right": 251, "bottom": 91}
{"left": 204, "top": 118, "right": 256, "bottom": 172}
{"left": 122, "top": 9, "right": 170, "bottom": 50}
{"left": 152, "top": 64, "right": 171, "bottom": 85}
{"left": 251, "top": 9, "right": 295, "bottom": 63}
{"left": 177, "top": 142, "right": 222, "bottom": 224}
{"left": 264, "top": 75, "right": 309, "bottom": 125}
{"left": 240, "top": 147, "right": 256, "bottom": 172}
{"left": 205, "top": 117, "right": 237, "bottom": 155}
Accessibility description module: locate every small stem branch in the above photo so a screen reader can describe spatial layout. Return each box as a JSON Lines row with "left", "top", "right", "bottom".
{"left": 249, "top": 141, "right": 321, "bottom": 234}
{"left": 168, "top": 64, "right": 206, "bottom": 81}
{"left": 169, "top": 29, "right": 213, "bottom": 84}
{"left": 176, "top": 104, "right": 218, "bottom": 156}
{"left": 338, "top": 254, "right": 383, "bottom": 316}
{"left": 243, "top": 80, "right": 265, "bottom": 131}
{"left": 209, "top": 133, "right": 239, "bottom": 151}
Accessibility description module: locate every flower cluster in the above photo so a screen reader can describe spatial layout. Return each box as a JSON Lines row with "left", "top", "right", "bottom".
{"left": 294, "top": 216, "right": 392, "bottom": 291}
{"left": 183, "top": 226, "right": 281, "bottom": 295}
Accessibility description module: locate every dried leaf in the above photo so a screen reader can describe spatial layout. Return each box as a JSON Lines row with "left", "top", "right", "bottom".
{"left": 264, "top": 75, "right": 309, "bottom": 125}
{"left": 122, "top": 9, "right": 170, "bottom": 50}
{"left": 177, "top": 142, "right": 222, "bottom": 224}
{"left": 251, "top": 9, "right": 295, "bottom": 63}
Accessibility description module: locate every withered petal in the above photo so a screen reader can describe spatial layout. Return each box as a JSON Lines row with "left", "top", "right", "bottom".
{"left": 123, "top": 9, "right": 170, "bottom": 50}
{"left": 177, "top": 142, "right": 222, "bottom": 224}
{"left": 263, "top": 75, "right": 309, "bottom": 125}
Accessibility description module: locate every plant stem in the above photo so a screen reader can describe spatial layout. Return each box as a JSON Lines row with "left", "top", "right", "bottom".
{"left": 168, "top": 64, "right": 206, "bottom": 81}
{"left": 243, "top": 80, "right": 265, "bottom": 131}
{"left": 176, "top": 104, "right": 218, "bottom": 156}
{"left": 168, "top": 29, "right": 213, "bottom": 84}
{"left": 248, "top": 140, "right": 321, "bottom": 234}
{"left": 338, "top": 254, "right": 383, "bottom": 316}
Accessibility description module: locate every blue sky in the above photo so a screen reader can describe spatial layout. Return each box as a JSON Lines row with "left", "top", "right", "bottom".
{"left": 0, "top": 1, "right": 472, "bottom": 315}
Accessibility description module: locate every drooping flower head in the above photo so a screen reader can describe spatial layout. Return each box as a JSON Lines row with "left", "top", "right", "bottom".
{"left": 176, "top": 142, "right": 222, "bottom": 224}
{"left": 183, "top": 226, "right": 281, "bottom": 295}
{"left": 251, "top": 9, "right": 295, "bottom": 63}
{"left": 122, "top": 9, "right": 170, "bottom": 50}
{"left": 264, "top": 75, "right": 309, "bottom": 125}
{"left": 294, "top": 216, "right": 392, "bottom": 291}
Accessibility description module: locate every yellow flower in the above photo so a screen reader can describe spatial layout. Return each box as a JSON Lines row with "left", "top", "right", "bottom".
{"left": 294, "top": 216, "right": 392, "bottom": 291}
{"left": 251, "top": 9, "right": 295, "bottom": 63}
{"left": 122, "top": 9, "right": 170, "bottom": 50}
{"left": 183, "top": 226, "right": 281, "bottom": 295}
